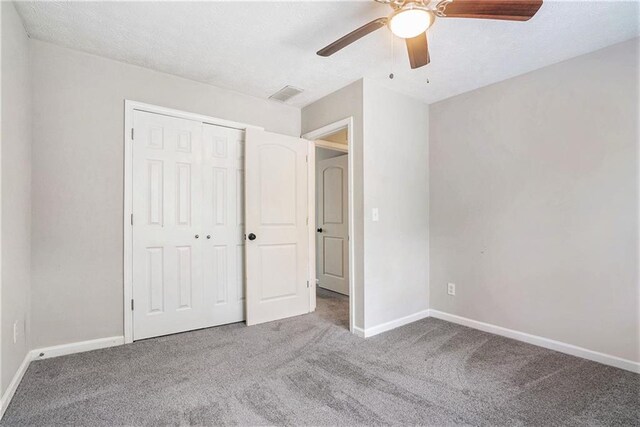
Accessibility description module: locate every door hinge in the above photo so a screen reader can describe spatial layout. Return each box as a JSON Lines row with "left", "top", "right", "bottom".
{"left": 306, "top": 280, "right": 310, "bottom": 288}
{"left": 306, "top": 155, "right": 308, "bottom": 163}
{"left": 130, "top": 213, "right": 133, "bottom": 225}
{"left": 131, "top": 128, "right": 134, "bottom": 140}
{"left": 131, "top": 299, "right": 134, "bottom": 310}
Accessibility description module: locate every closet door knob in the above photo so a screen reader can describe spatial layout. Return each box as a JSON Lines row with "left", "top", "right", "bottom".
{"left": 248, "top": 233, "right": 257, "bottom": 241}
{"left": 195, "top": 234, "right": 199, "bottom": 239}
{"left": 206, "top": 235, "right": 211, "bottom": 239}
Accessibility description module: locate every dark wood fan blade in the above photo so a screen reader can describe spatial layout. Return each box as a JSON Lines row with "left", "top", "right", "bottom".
{"left": 406, "top": 32, "right": 430, "bottom": 69}
{"left": 317, "top": 18, "right": 388, "bottom": 57}
{"left": 436, "top": 0, "right": 543, "bottom": 21}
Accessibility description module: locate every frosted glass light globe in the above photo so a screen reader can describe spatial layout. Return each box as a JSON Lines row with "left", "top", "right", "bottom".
{"left": 388, "top": 7, "right": 434, "bottom": 39}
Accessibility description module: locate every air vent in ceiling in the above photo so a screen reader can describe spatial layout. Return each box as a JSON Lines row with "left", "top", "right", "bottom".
{"left": 269, "top": 85, "right": 304, "bottom": 103}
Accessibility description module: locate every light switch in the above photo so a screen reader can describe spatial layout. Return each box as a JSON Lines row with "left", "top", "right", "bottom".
{"left": 372, "top": 208, "right": 379, "bottom": 222}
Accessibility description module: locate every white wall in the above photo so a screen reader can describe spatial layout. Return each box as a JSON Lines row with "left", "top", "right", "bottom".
{"left": 429, "top": 38, "right": 639, "bottom": 362}
{"left": 302, "top": 80, "right": 365, "bottom": 328}
{"left": 1, "top": 2, "right": 31, "bottom": 394}
{"left": 29, "top": 40, "right": 300, "bottom": 349}
{"left": 362, "top": 80, "right": 429, "bottom": 329}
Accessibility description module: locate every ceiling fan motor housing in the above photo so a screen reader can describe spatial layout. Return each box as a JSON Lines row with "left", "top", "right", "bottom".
{"left": 375, "top": 0, "right": 446, "bottom": 11}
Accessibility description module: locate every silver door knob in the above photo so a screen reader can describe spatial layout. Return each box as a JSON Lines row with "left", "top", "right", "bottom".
{"left": 206, "top": 235, "right": 211, "bottom": 239}
{"left": 195, "top": 234, "right": 199, "bottom": 239}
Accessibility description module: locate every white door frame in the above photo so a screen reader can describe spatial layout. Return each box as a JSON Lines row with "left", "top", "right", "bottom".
{"left": 302, "top": 117, "right": 355, "bottom": 334}
{"left": 123, "top": 100, "right": 265, "bottom": 344}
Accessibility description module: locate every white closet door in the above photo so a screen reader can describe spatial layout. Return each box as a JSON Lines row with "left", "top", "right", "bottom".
{"left": 202, "top": 124, "right": 245, "bottom": 325}
{"left": 316, "top": 155, "right": 349, "bottom": 295}
{"left": 132, "top": 111, "right": 206, "bottom": 340}
{"left": 245, "top": 129, "right": 310, "bottom": 325}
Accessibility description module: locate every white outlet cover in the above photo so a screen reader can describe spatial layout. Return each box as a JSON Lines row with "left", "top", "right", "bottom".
{"left": 447, "top": 283, "right": 456, "bottom": 296}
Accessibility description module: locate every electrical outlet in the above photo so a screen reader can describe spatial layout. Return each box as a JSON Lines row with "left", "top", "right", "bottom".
{"left": 13, "top": 321, "right": 18, "bottom": 344}
{"left": 447, "top": 283, "right": 456, "bottom": 296}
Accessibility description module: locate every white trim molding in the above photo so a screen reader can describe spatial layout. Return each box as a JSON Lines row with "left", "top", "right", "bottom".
{"left": 0, "top": 336, "right": 125, "bottom": 420}
{"left": 0, "top": 353, "right": 30, "bottom": 419}
{"left": 307, "top": 139, "right": 317, "bottom": 313}
{"left": 302, "top": 117, "right": 356, "bottom": 334}
{"left": 352, "top": 326, "right": 366, "bottom": 338}
{"left": 302, "top": 118, "right": 352, "bottom": 143}
{"left": 355, "top": 308, "right": 639, "bottom": 373}
{"left": 30, "top": 336, "right": 124, "bottom": 361}
{"left": 429, "top": 310, "right": 640, "bottom": 374}
{"left": 361, "top": 310, "right": 431, "bottom": 338}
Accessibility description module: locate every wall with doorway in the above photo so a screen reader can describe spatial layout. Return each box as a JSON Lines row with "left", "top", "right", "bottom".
{"left": 302, "top": 79, "right": 430, "bottom": 334}
{"left": 302, "top": 80, "right": 365, "bottom": 330}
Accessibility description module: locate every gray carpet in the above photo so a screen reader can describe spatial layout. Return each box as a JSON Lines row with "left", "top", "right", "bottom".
{"left": 2, "top": 290, "right": 638, "bottom": 426}
{"left": 314, "top": 287, "right": 349, "bottom": 329}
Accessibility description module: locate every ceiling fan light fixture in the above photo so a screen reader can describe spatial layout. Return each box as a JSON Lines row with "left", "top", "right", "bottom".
{"left": 388, "top": 5, "right": 434, "bottom": 39}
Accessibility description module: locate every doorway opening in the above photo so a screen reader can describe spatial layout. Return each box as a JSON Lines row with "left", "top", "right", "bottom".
{"left": 305, "top": 121, "right": 354, "bottom": 332}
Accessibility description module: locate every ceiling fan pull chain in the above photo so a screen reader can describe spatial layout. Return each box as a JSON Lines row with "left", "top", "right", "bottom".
{"left": 389, "top": 29, "right": 395, "bottom": 79}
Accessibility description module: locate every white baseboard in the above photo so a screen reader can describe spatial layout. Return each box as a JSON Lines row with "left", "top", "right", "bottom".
{"left": 0, "top": 335, "right": 125, "bottom": 420}
{"left": 0, "top": 352, "right": 31, "bottom": 419}
{"left": 2, "top": 314, "right": 637, "bottom": 421}
{"left": 362, "top": 309, "right": 431, "bottom": 338}
{"left": 429, "top": 310, "right": 640, "bottom": 374}
{"left": 352, "top": 326, "right": 366, "bottom": 338}
{"left": 30, "top": 336, "right": 124, "bottom": 360}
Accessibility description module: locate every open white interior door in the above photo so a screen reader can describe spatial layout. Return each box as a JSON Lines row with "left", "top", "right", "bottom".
{"left": 245, "top": 129, "right": 310, "bottom": 325}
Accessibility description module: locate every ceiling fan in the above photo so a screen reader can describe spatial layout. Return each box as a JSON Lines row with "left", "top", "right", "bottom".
{"left": 317, "top": 0, "right": 544, "bottom": 69}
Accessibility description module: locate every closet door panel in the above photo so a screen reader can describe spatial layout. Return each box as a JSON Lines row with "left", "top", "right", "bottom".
{"left": 202, "top": 124, "right": 246, "bottom": 324}
{"left": 132, "top": 111, "right": 205, "bottom": 340}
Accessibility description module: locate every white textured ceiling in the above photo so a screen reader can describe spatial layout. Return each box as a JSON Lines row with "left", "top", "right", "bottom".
{"left": 15, "top": 1, "right": 640, "bottom": 107}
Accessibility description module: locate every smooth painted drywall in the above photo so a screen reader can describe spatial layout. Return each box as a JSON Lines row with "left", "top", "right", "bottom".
{"left": 29, "top": 40, "right": 300, "bottom": 348}
{"left": 430, "top": 38, "right": 639, "bottom": 362}
{"left": 362, "top": 80, "right": 429, "bottom": 329}
{"left": 302, "top": 80, "right": 365, "bottom": 329}
{"left": 1, "top": 2, "right": 31, "bottom": 394}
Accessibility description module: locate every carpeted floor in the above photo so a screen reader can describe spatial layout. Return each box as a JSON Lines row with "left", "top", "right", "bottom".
{"left": 314, "top": 287, "right": 349, "bottom": 330}
{"left": 2, "top": 290, "right": 638, "bottom": 426}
